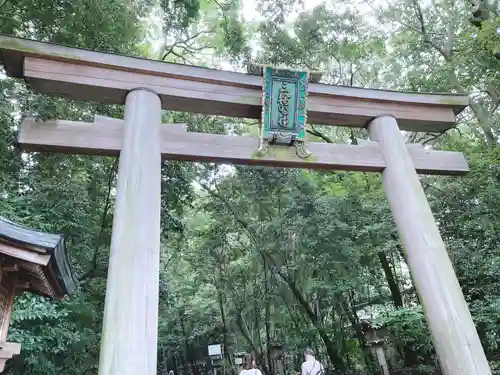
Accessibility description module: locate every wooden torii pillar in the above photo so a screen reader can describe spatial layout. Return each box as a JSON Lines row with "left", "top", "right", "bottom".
{"left": 0, "top": 35, "right": 491, "bottom": 375}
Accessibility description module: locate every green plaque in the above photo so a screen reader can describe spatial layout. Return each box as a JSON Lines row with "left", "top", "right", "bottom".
{"left": 250, "top": 65, "right": 316, "bottom": 158}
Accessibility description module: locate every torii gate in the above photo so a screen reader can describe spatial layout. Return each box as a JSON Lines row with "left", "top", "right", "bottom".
{"left": 0, "top": 35, "right": 490, "bottom": 375}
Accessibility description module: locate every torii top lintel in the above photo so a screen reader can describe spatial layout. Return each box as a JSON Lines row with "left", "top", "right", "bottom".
{"left": 0, "top": 34, "right": 469, "bottom": 133}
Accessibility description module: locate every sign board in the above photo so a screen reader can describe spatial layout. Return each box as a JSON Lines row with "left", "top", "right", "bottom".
{"left": 256, "top": 66, "right": 312, "bottom": 158}
{"left": 261, "top": 66, "right": 308, "bottom": 144}
{"left": 208, "top": 344, "right": 223, "bottom": 360}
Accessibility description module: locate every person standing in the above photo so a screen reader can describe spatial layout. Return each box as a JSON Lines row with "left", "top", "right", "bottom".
{"left": 301, "top": 349, "right": 324, "bottom": 375}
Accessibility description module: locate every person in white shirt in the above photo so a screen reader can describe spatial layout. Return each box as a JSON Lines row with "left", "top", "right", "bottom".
{"left": 301, "top": 348, "right": 324, "bottom": 375}
{"left": 239, "top": 354, "right": 263, "bottom": 375}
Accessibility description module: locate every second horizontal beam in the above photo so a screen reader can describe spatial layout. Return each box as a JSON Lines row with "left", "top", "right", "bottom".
{"left": 17, "top": 117, "right": 469, "bottom": 175}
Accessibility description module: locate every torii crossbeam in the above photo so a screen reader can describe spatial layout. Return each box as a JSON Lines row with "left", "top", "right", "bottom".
{"left": 18, "top": 116, "right": 469, "bottom": 175}
{"left": 0, "top": 34, "right": 490, "bottom": 375}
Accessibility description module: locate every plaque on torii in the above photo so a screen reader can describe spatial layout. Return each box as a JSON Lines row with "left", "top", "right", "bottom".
{"left": 252, "top": 65, "right": 312, "bottom": 158}
{"left": 246, "top": 63, "right": 323, "bottom": 159}
{"left": 0, "top": 34, "right": 491, "bottom": 375}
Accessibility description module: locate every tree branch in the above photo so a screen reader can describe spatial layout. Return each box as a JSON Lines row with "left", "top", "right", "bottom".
{"left": 306, "top": 125, "right": 333, "bottom": 143}
{"left": 198, "top": 180, "right": 260, "bottom": 245}
{"left": 78, "top": 157, "right": 118, "bottom": 282}
{"left": 444, "top": 0, "right": 456, "bottom": 58}
{"left": 235, "top": 313, "right": 270, "bottom": 374}
{"left": 485, "top": 84, "right": 500, "bottom": 115}
{"left": 421, "top": 180, "right": 447, "bottom": 194}
{"left": 412, "top": 0, "right": 450, "bottom": 60}
{"left": 449, "top": 71, "right": 497, "bottom": 145}
{"left": 422, "top": 132, "right": 446, "bottom": 145}
{"left": 160, "top": 29, "right": 214, "bottom": 61}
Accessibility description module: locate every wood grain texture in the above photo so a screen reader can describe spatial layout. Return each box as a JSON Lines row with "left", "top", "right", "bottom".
{"left": 0, "top": 342, "right": 20, "bottom": 354}
{"left": 18, "top": 262, "right": 55, "bottom": 298}
{"left": 17, "top": 117, "right": 469, "bottom": 175}
{"left": 92, "top": 114, "right": 187, "bottom": 133}
{"left": 354, "top": 138, "right": 424, "bottom": 152}
{"left": 98, "top": 90, "right": 161, "bottom": 375}
{"left": 0, "top": 35, "right": 468, "bottom": 109}
{"left": 21, "top": 57, "right": 461, "bottom": 132}
{"left": 368, "top": 115, "right": 490, "bottom": 375}
{"left": 0, "top": 242, "right": 50, "bottom": 266}
{"left": 0, "top": 279, "right": 15, "bottom": 341}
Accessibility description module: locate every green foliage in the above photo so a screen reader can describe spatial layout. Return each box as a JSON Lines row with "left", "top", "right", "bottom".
{"left": 0, "top": 0, "right": 148, "bottom": 54}
{"left": 374, "top": 307, "right": 434, "bottom": 354}
{"left": 7, "top": 294, "right": 100, "bottom": 375}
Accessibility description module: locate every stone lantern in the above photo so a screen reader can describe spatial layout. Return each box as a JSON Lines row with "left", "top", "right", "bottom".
{"left": 361, "top": 319, "right": 390, "bottom": 375}
{"left": 234, "top": 351, "right": 247, "bottom": 373}
{"left": 0, "top": 217, "right": 76, "bottom": 370}
{"left": 269, "top": 341, "right": 284, "bottom": 375}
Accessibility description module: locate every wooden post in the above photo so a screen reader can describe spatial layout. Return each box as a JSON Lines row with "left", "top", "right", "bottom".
{"left": 368, "top": 115, "right": 491, "bottom": 375}
{"left": 98, "top": 88, "right": 162, "bottom": 375}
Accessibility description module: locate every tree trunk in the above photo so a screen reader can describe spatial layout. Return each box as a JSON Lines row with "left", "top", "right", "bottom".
{"left": 218, "top": 290, "right": 233, "bottom": 375}
{"left": 383, "top": 239, "right": 422, "bottom": 366}
{"left": 279, "top": 272, "right": 346, "bottom": 372}
{"left": 341, "top": 297, "right": 373, "bottom": 370}
{"left": 179, "top": 314, "right": 196, "bottom": 375}
{"left": 236, "top": 313, "right": 271, "bottom": 375}
{"left": 263, "top": 256, "right": 273, "bottom": 374}
{"left": 378, "top": 250, "right": 403, "bottom": 308}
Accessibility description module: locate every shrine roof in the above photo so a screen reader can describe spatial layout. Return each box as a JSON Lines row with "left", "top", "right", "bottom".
{"left": 0, "top": 34, "right": 469, "bottom": 132}
{"left": 0, "top": 216, "right": 76, "bottom": 299}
